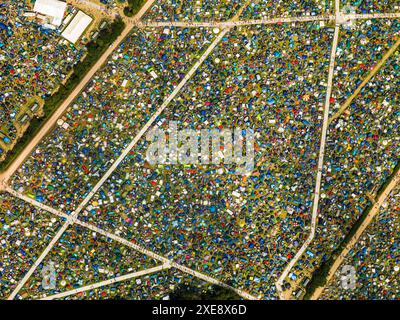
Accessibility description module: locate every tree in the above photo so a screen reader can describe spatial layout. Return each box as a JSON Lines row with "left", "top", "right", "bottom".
{"left": 124, "top": 0, "right": 146, "bottom": 17}
{"left": 170, "top": 283, "right": 241, "bottom": 300}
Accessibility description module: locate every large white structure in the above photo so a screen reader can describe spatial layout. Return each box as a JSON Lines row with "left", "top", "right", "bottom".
{"left": 61, "top": 11, "right": 93, "bottom": 44}
{"left": 33, "top": 0, "right": 67, "bottom": 27}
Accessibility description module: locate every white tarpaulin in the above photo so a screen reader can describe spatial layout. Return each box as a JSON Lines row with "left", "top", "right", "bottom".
{"left": 61, "top": 11, "right": 93, "bottom": 44}
{"left": 33, "top": 0, "right": 67, "bottom": 26}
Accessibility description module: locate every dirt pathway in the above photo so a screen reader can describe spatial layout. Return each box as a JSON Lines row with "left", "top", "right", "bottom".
{"left": 330, "top": 37, "right": 400, "bottom": 124}
{"left": 311, "top": 169, "right": 400, "bottom": 300}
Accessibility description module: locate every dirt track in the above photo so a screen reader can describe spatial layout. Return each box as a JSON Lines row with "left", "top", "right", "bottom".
{"left": 0, "top": 1, "right": 158, "bottom": 187}
{"left": 311, "top": 169, "right": 400, "bottom": 300}
{"left": 0, "top": 23, "right": 133, "bottom": 186}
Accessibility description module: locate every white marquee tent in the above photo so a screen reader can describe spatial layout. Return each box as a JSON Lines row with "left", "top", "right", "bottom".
{"left": 33, "top": 0, "right": 67, "bottom": 26}
{"left": 61, "top": 11, "right": 93, "bottom": 44}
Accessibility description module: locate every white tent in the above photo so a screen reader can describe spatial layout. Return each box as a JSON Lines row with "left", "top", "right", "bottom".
{"left": 61, "top": 11, "right": 93, "bottom": 44}
{"left": 33, "top": 0, "right": 67, "bottom": 26}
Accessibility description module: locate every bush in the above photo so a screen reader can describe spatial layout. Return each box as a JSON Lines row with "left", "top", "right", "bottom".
{"left": 124, "top": 0, "right": 146, "bottom": 17}
{"left": 170, "top": 284, "right": 241, "bottom": 300}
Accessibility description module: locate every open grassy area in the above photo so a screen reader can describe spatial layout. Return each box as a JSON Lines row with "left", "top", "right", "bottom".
{"left": 0, "top": 18, "right": 125, "bottom": 173}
